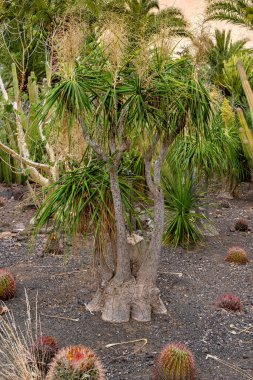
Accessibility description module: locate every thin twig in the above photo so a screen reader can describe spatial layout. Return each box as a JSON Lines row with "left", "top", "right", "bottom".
{"left": 106, "top": 338, "right": 147, "bottom": 348}
{"left": 230, "top": 324, "right": 253, "bottom": 335}
{"left": 40, "top": 313, "right": 79, "bottom": 322}
{"left": 206, "top": 354, "right": 253, "bottom": 379}
{"left": 52, "top": 270, "right": 87, "bottom": 277}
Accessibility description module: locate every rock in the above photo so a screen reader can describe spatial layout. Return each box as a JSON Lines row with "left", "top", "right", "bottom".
{"left": 0, "top": 188, "right": 13, "bottom": 199}
{"left": 0, "top": 231, "right": 13, "bottom": 239}
{"left": 127, "top": 233, "right": 144, "bottom": 245}
{"left": 12, "top": 223, "right": 26, "bottom": 233}
{"left": 201, "top": 221, "right": 219, "bottom": 237}
{"left": 219, "top": 201, "right": 230, "bottom": 208}
{"left": 0, "top": 197, "right": 6, "bottom": 207}
{"left": 22, "top": 203, "right": 37, "bottom": 211}
{"left": 216, "top": 191, "right": 233, "bottom": 200}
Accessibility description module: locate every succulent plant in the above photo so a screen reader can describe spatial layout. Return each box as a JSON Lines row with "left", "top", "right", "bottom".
{"left": 225, "top": 247, "right": 249, "bottom": 265}
{"left": 153, "top": 342, "right": 196, "bottom": 380}
{"left": 216, "top": 294, "right": 242, "bottom": 312}
{"left": 46, "top": 345, "right": 105, "bottom": 380}
{"left": 0, "top": 269, "right": 16, "bottom": 300}
{"left": 30, "top": 336, "right": 59, "bottom": 373}
{"left": 235, "top": 218, "right": 249, "bottom": 232}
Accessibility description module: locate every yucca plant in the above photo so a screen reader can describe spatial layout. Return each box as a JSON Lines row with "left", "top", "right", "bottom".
{"left": 35, "top": 158, "right": 144, "bottom": 257}
{"left": 162, "top": 167, "right": 204, "bottom": 247}
{"left": 35, "top": 26, "right": 212, "bottom": 322}
{"left": 168, "top": 96, "right": 245, "bottom": 189}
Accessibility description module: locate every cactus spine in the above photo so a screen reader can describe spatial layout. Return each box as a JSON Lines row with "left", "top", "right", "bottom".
{"left": 30, "top": 336, "right": 59, "bottom": 374}
{"left": 0, "top": 269, "right": 16, "bottom": 300}
{"left": 154, "top": 343, "right": 196, "bottom": 380}
{"left": 46, "top": 345, "right": 105, "bottom": 380}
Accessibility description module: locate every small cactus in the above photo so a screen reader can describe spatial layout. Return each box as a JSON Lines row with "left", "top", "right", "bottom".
{"left": 216, "top": 294, "right": 242, "bottom": 312}
{"left": 30, "top": 336, "right": 59, "bottom": 373}
{"left": 225, "top": 247, "right": 249, "bottom": 265}
{"left": 153, "top": 343, "right": 196, "bottom": 380}
{"left": 0, "top": 269, "right": 16, "bottom": 300}
{"left": 46, "top": 345, "right": 105, "bottom": 380}
{"left": 235, "top": 218, "right": 249, "bottom": 232}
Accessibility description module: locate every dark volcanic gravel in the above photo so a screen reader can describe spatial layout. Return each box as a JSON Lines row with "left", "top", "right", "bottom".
{"left": 0, "top": 184, "right": 252, "bottom": 379}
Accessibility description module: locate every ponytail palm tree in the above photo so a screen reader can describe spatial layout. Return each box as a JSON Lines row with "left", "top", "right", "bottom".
{"left": 35, "top": 39, "right": 211, "bottom": 322}
{"left": 207, "top": 0, "right": 253, "bottom": 31}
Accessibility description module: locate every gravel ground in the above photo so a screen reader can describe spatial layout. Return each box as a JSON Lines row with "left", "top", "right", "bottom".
{"left": 0, "top": 183, "right": 252, "bottom": 379}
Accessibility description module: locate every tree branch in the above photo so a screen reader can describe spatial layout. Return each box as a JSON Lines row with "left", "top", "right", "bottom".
{"left": 0, "top": 141, "right": 51, "bottom": 173}
{"left": 78, "top": 117, "right": 108, "bottom": 162}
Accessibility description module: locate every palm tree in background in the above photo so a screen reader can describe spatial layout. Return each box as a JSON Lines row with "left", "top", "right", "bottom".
{"left": 206, "top": 29, "right": 249, "bottom": 83}
{"left": 206, "top": 0, "right": 253, "bottom": 31}
{"left": 82, "top": 0, "right": 188, "bottom": 41}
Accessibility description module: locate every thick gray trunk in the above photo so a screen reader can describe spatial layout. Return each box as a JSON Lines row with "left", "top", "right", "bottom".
{"left": 87, "top": 157, "right": 167, "bottom": 322}
{"left": 109, "top": 165, "right": 131, "bottom": 283}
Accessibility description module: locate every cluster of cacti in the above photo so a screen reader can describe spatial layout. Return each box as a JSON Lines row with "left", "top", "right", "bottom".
{"left": 0, "top": 269, "right": 16, "bottom": 300}
{"left": 153, "top": 343, "right": 196, "bottom": 380}
{"left": 46, "top": 345, "right": 105, "bottom": 380}
{"left": 216, "top": 294, "right": 242, "bottom": 312}
{"left": 237, "top": 61, "right": 253, "bottom": 172}
{"left": 234, "top": 218, "right": 249, "bottom": 232}
{"left": 225, "top": 247, "right": 249, "bottom": 264}
{"left": 30, "top": 336, "right": 59, "bottom": 373}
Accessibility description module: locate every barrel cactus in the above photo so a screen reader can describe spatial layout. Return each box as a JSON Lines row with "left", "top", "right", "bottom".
{"left": 225, "top": 247, "right": 249, "bottom": 264}
{"left": 154, "top": 342, "right": 196, "bottom": 380}
{"left": 30, "top": 335, "right": 59, "bottom": 373}
{"left": 0, "top": 269, "right": 16, "bottom": 300}
{"left": 235, "top": 218, "right": 249, "bottom": 232}
{"left": 216, "top": 294, "right": 242, "bottom": 312}
{"left": 46, "top": 345, "right": 105, "bottom": 380}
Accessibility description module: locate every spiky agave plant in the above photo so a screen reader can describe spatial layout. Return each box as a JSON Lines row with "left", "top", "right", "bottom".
{"left": 162, "top": 167, "right": 204, "bottom": 247}
{"left": 154, "top": 343, "right": 196, "bottom": 380}
{"left": 0, "top": 269, "right": 16, "bottom": 300}
{"left": 46, "top": 345, "right": 105, "bottom": 380}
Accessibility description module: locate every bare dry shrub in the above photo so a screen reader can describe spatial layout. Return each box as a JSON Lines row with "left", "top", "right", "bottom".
{"left": 0, "top": 292, "right": 45, "bottom": 380}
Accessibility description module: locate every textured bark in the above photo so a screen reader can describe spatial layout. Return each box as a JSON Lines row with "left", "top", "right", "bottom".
{"left": 109, "top": 165, "right": 131, "bottom": 284}
{"left": 87, "top": 142, "right": 169, "bottom": 322}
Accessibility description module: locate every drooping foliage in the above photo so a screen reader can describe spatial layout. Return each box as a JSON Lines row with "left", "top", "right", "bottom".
{"left": 207, "top": 0, "right": 253, "bottom": 31}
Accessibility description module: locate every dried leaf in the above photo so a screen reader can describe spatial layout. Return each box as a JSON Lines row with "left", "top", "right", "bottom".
{"left": 0, "top": 306, "right": 9, "bottom": 315}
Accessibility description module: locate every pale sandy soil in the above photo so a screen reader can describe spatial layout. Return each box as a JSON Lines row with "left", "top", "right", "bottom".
{"left": 160, "top": 0, "right": 253, "bottom": 45}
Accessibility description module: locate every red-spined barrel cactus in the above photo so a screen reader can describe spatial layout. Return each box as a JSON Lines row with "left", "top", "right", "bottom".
{"left": 216, "top": 294, "right": 242, "bottom": 312}
{"left": 225, "top": 247, "right": 249, "bottom": 265}
{"left": 0, "top": 269, "right": 16, "bottom": 300}
{"left": 46, "top": 345, "right": 105, "bottom": 380}
{"left": 154, "top": 343, "right": 196, "bottom": 380}
{"left": 30, "top": 336, "right": 59, "bottom": 373}
{"left": 235, "top": 219, "right": 249, "bottom": 231}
